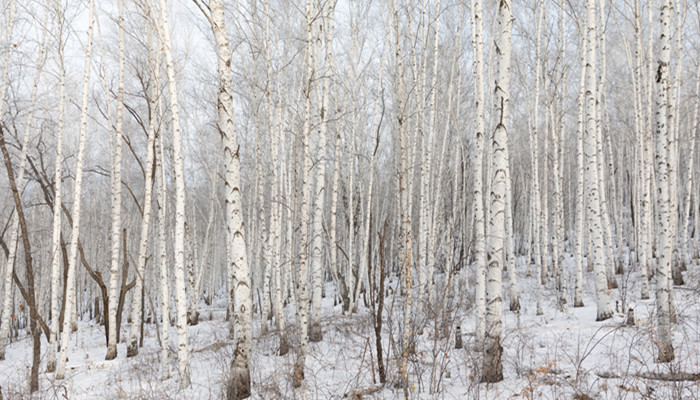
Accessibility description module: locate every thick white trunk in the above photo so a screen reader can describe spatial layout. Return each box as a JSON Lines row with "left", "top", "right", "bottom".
{"left": 208, "top": 0, "right": 252, "bottom": 396}
{"left": 483, "top": 0, "right": 512, "bottom": 383}
{"left": 654, "top": 0, "right": 674, "bottom": 362}
{"left": 470, "top": 0, "right": 487, "bottom": 348}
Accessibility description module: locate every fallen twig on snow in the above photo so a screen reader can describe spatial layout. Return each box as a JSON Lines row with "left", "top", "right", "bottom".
{"left": 636, "top": 371, "right": 700, "bottom": 381}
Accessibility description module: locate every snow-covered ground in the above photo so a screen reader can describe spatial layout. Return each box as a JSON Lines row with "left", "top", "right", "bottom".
{"left": 3, "top": 256, "right": 700, "bottom": 399}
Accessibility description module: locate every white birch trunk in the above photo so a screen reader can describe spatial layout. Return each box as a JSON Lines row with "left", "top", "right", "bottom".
{"left": 0, "top": 1, "right": 32, "bottom": 359}
{"left": 634, "top": 0, "right": 651, "bottom": 300}
{"left": 157, "top": 124, "right": 170, "bottom": 381}
{"left": 56, "top": 0, "right": 95, "bottom": 379}
{"left": 645, "top": 0, "right": 655, "bottom": 279}
{"left": 584, "top": 0, "right": 613, "bottom": 321}
{"left": 106, "top": 0, "right": 125, "bottom": 361}
{"left": 155, "top": 0, "right": 190, "bottom": 386}
{"left": 206, "top": 0, "right": 253, "bottom": 396}
{"left": 310, "top": 0, "right": 334, "bottom": 341}
{"left": 654, "top": 0, "right": 675, "bottom": 363}
{"left": 424, "top": 0, "right": 441, "bottom": 310}
{"left": 0, "top": 0, "right": 20, "bottom": 361}
{"left": 127, "top": 0, "right": 157, "bottom": 354}
{"left": 392, "top": 0, "right": 413, "bottom": 389}
{"left": 531, "top": 0, "right": 544, "bottom": 315}
{"left": 483, "top": 0, "right": 512, "bottom": 383}
{"left": 293, "top": 0, "right": 315, "bottom": 387}
{"left": 470, "top": 0, "right": 487, "bottom": 348}
{"left": 263, "top": 0, "right": 287, "bottom": 355}
{"left": 47, "top": 0, "right": 66, "bottom": 371}
{"left": 681, "top": 63, "right": 700, "bottom": 267}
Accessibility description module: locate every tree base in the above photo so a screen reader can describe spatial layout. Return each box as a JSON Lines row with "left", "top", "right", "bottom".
{"left": 509, "top": 299, "right": 520, "bottom": 312}
{"left": 126, "top": 342, "right": 138, "bottom": 358}
{"left": 574, "top": 299, "right": 584, "bottom": 308}
{"left": 309, "top": 323, "right": 322, "bottom": 342}
{"left": 279, "top": 334, "right": 289, "bottom": 356}
{"left": 656, "top": 343, "right": 675, "bottom": 363}
{"left": 46, "top": 360, "right": 56, "bottom": 373}
{"left": 481, "top": 337, "right": 503, "bottom": 383}
{"left": 292, "top": 363, "right": 304, "bottom": 388}
{"left": 105, "top": 345, "right": 117, "bottom": 360}
{"left": 673, "top": 268, "right": 684, "bottom": 286}
{"left": 596, "top": 309, "right": 613, "bottom": 321}
{"left": 226, "top": 364, "right": 251, "bottom": 400}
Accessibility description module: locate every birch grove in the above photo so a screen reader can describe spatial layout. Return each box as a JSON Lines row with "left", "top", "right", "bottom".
{"left": 0, "top": 0, "right": 699, "bottom": 397}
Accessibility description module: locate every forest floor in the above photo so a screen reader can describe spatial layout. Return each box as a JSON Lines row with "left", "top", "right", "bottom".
{"left": 2, "top": 255, "right": 700, "bottom": 399}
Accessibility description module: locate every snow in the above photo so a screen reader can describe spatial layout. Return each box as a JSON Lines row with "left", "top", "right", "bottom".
{"left": 2, "top": 257, "right": 700, "bottom": 399}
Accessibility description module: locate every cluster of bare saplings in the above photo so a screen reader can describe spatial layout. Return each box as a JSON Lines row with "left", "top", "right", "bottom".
{"left": 0, "top": 0, "right": 698, "bottom": 398}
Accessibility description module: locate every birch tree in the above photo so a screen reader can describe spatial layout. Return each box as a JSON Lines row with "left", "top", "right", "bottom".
{"left": 292, "top": 0, "right": 315, "bottom": 387}
{"left": 56, "top": 0, "right": 95, "bottom": 379}
{"left": 47, "top": 0, "right": 67, "bottom": 373}
{"left": 392, "top": 0, "right": 414, "bottom": 390}
{"left": 155, "top": 0, "right": 191, "bottom": 386}
{"left": 583, "top": 0, "right": 613, "bottom": 321}
{"left": 106, "top": 0, "right": 125, "bottom": 362}
{"left": 127, "top": 0, "right": 158, "bottom": 356}
{"left": 482, "top": 0, "right": 512, "bottom": 383}
{"left": 469, "top": 0, "right": 487, "bottom": 346}
{"left": 0, "top": 0, "right": 18, "bottom": 362}
{"left": 191, "top": 0, "right": 255, "bottom": 396}
{"left": 530, "top": 0, "right": 545, "bottom": 316}
{"left": 654, "top": 0, "right": 675, "bottom": 363}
